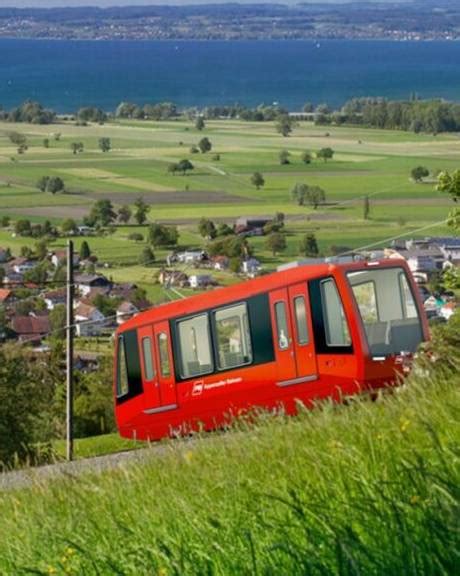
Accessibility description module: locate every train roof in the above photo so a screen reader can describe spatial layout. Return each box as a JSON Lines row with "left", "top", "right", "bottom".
{"left": 117, "top": 259, "right": 406, "bottom": 333}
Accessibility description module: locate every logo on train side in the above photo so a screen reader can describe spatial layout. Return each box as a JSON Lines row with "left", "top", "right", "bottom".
{"left": 192, "top": 377, "right": 242, "bottom": 396}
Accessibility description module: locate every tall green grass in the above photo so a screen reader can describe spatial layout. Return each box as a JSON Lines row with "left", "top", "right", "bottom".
{"left": 0, "top": 367, "right": 458, "bottom": 574}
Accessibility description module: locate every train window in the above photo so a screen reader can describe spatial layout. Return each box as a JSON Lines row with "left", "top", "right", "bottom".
{"left": 347, "top": 268, "right": 423, "bottom": 356}
{"left": 158, "top": 332, "right": 171, "bottom": 377}
{"left": 142, "top": 337, "right": 155, "bottom": 381}
{"left": 116, "top": 330, "right": 143, "bottom": 402}
{"left": 321, "top": 279, "right": 351, "bottom": 346}
{"left": 399, "top": 273, "right": 418, "bottom": 319}
{"left": 177, "top": 314, "right": 213, "bottom": 378}
{"left": 215, "top": 303, "right": 252, "bottom": 370}
{"left": 117, "top": 336, "right": 129, "bottom": 397}
{"left": 275, "top": 302, "right": 290, "bottom": 349}
{"left": 351, "top": 281, "right": 378, "bottom": 323}
{"left": 294, "top": 296, "right": 309, "bottom": 345}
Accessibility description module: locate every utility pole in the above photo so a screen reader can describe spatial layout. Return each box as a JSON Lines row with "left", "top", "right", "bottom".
{"left": 66, "top": 239, "right": 74, "bottom": 461}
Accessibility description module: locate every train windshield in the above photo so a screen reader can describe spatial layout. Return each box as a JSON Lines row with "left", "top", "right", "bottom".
{"left": 347, "top": 267, "right": 423, "bottom": 356}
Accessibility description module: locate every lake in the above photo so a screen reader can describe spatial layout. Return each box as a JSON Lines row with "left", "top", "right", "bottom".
{"left": 1, "top": 39, "right": 460, "bottom": 112}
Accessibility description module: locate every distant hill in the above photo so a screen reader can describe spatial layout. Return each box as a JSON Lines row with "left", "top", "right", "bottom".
{"left": 1, "top": 1, "right": 459, "bottom": 40}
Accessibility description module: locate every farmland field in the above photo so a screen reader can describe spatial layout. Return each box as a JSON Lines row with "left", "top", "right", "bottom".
{"left": 0, "top": 117, "right": 454, "bottom": 292}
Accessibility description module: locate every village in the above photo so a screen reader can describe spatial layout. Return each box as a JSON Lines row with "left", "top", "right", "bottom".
{"left": 0, "top": 213, "right": 458, "bottom": 363}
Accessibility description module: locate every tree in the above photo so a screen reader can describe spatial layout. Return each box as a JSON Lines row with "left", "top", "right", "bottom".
{"left": 1, "top": 216, "right": 10, "bottom": 228}
{"left": 139, "top": 246, "right": 155, "bottom": 266}
{"left": 70, "top": 142, "right": 84, "bottom": 155}
{"left": 8, "top": 131, "right": 26, "bottom": 146}
{"left": 35, "top": 239, "right": 48, "bottom": 261}
{"left": 168, "top": 163, "right": 179, "bottom": 175}
{"left": 251, "top": 172, "right": 265, "bottom": 190}
{"left": 195, "top": 117, "right": 205, "bottom": 131}
{"left": 98, "top": 137, "right": 111, "bottom": 153}
{"left": 299, "top": 233, "right": 319, "bottom": 257}
{"left": 291, "top": 183, "right": 326, "bottom": 209}
{"left": 148, "top": 224, "right": 179, "bottom": 247}
{"left": 198, "top": 218, "right": 217, "bottom": 240}
{"left": 43, "top": 138, "right": 49, "bottom": 148}
{"left": 37, "top": 176, "right": 49, "bottom": 192}
{"left": 303, "top": 102, "right": 314, "bottom": 113}
{"left": 411, "top": 166, "right": 430, "bottom": 182}
{"left": 266, "top": 232, "right": 287, "bottom": 256}
{"left": 133, "top": 196, "right": 150, "bottom": 225}
{"left": 15, "top": 219, "right": 32, "bottom": 236}
{"left": 363, "top": 195, "right": 370, "bottom": 220}
{"left": 216, "top": 223, "right": 234, "bottom": 237}
{"left": 437, "top": 170, "right": 460, "bottom": 230}
{"left": 198, "top": 137, "right": 212, "bottom": 154}
{"left": 128, "top": 232, "right": 144, "bottom": 242}
{"left": 279, "top": 150, "right": 290, "bottom": 165}
{"left": 61, "top": 218, "right": 77, "bottom": 234}
{"left": 317, "top": 147, "right": 334, "bottom": 162}
{"left": 0, "top": 344, "right": 56, "bottom": 467}
{"left": 89, "top": 199, "right": 116, "bottom": 227}
{"left": 275, "top": 114, "right": 293, "bottom": 137}
{"left": 49, "top": 304, "right": 67, "bottom": 340}
{"left": 301, "top": 151, "right": 312, "bottom": 164}
{"left": 118, "top": 205, "right": 132, "bottom": 224}
{"left": 79, "top": 241, "right": 91, "bottom": 260}
{"left": 46, "top": 176, "right": 65, "bottom": 194}
{"left": 178, "top": 159, "right": 194, "bottom": 175}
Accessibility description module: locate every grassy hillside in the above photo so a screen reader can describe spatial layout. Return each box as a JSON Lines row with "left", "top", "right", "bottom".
{"left": 0, "top": 118, "right": 453, "bottom": 296}
{"left": 0, "top": 365, "right": 458, "bottom": 573}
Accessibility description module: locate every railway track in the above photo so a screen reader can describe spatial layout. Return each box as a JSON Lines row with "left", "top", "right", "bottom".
{"left": 0, "top": 445, "right": 161, "bottom": 491}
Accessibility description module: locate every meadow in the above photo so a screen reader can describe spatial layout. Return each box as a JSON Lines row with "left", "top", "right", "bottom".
{"left": 0, "top": 356, "right": 458, "bottom": 574}
{"left": 0, "top": 117, "right": 454, "bottom": 292}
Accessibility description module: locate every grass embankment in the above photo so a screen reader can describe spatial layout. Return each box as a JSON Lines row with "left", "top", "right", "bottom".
{"left": 0, "top": 368, "right": 458, "bottom": 574}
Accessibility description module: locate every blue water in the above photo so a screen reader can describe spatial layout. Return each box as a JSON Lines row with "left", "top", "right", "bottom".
{"left": 1, "top": 39, "right": 460, "bottom": 112}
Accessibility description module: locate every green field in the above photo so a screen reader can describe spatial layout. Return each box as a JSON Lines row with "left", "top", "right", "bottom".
{"left": 0, "top": 361, "right": 458, "bottom": 574}
{"left": 0, "top": 118, "right": 456, "bottom": 299}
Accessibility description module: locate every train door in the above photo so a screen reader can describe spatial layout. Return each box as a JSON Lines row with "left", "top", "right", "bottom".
{"left": 138, "top": 325, "right": 161, "bottom": 410}
{"left": 269, "top": 288, "right": 297, "bottom": 383}
{"left": 287, "top": 283, "right": 318, "bottom": 380}
{"left": 153, "top": 321, "right": 178, "bottom": 409}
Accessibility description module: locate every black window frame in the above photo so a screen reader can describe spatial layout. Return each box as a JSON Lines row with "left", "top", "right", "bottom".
{"left": 309, "top": 276, "right": 354, "bottom": 355}
{"left": 116, "top": 329, "right": 144, "bottom": 405}
{"left": 176, "top": 312, "right": 215, "bottom": 379}
{"left": 171, "top": 292, "right": 275, "bottom": 382}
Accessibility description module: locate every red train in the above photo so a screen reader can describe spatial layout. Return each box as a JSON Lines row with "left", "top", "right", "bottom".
{"left": 114, "top": 259, "right": 429, "bottom": 440}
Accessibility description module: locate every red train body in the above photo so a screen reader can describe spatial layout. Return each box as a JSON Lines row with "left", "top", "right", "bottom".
{"left": 114, "top": 260, "right": 429, "bottom": 440}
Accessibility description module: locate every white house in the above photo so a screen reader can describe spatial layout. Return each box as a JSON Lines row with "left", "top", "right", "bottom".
{"left": 12, "top": 258, "right": 37, "bottom": 274}
{"left": 189, "top": 274, "right": 214, "bottom": 289}
{"left": 74, "top": 303, "right": 106, "bottom": 337}
{"left": 75, "top": 274, "right": 111, "bottom": 296}
{"left": 241, "top": 258, "right": 261, "bottom": 277}
{"left": 51, "top": 250, "right": 80, "bottom": 269}
{"left": 42, "top": 288, "right": 67, "bottom": 310}
{"left": 116, "top": 301, "right": 139, "bottom": 325}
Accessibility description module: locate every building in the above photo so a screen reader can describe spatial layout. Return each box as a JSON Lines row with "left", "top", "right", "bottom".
{"left": 0, "top": 288, "right": 13, "bottom": 306}
{"left": 168, "top": 250, "right": 208, "bottom": 266}
{"left": 50, "top": 250, "right": 80, "bottom": 268}
{"left": 42, "top": 288, "right": 67, "bottom": 310}
{"left": 11, "top": 315, "right": 50, "bottom": 344}
{"left": 212, "top": 256, "right": 230, "bottom": 271}
{"left": 385, "top": 248, "right": 444, "bottom": 274}
{"left": 189, "top": 274, "right": 215, "bottom": 289}
{"left": 241, "top": 258, "right": 262, "bottom": 277}
{"left": 159, "top": 270, "right": 189, "bottom": 287}
{"left": 74, "top": 303, "right": 106, "bottom": 337}
{"left": 116, "top": 301, "right": 139, "bottom": 325}
{"left": 11, "top": 258, "right": 37, "bottom": 275}
{"left": 235, "top": 216, "right": 271, "bottom": 235}
{"left": 75, "top": 274, "right": 111, "bottom": 296}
